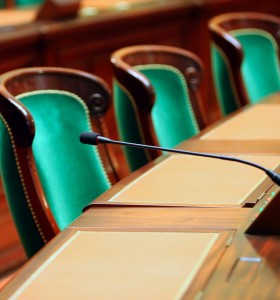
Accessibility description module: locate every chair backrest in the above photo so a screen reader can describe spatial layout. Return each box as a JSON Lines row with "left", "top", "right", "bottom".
{"left": 15, "top": 0, "right": 43, "bottom": 7}
{"left": 111, "top": 45, "right": 206, "bottom": 172}
{"left": 0, "top": 67, "right": 115, "bottom": 257}
{"left": 209, "top": 12, "right": 280, "bottom": 115}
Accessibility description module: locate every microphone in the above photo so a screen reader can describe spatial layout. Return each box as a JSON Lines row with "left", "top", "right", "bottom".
{"left": 80, "top": 131, "right": 280, "bottom": 186}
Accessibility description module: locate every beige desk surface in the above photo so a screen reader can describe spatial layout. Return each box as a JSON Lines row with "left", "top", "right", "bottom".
{"left": 0, "top": 9, "right": 37, "bottom": 26}
{"left": 4, "top": 230, "right": 228, "bottom": 300}
{"left": 93, "top": 155, "right": 280, "bottom": 207}
{"left": 202, "top": 104, "right": 280, "bottom": 141}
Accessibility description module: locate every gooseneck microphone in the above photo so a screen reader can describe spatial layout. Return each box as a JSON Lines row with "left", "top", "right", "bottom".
{"left": 80, "top": 131, "right": 280, "bottom": 186}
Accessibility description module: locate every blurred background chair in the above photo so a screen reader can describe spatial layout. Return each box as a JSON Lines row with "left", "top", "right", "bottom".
{"left": 111, "top": 45, "right": 206, "bottom": 172}
{"left": 0, "top": 67, "right": 118, "bottom": 258}
{"left": 15, "top": 0, "right": 42, "bottom": 6}
{"left": 209, "top": 12, "right": 280, "bottom": 116}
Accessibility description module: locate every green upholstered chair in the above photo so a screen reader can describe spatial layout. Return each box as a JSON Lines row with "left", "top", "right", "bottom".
{"left": 0, "top": 67, "right": 118, "bottom": 258}
{"left": 111, "top": 45, "right": 206, "bottom": 172}
{"left": 15, "top": 0, "right": 43, "bottom": 7}
{"left": 209, "top": 12, "right": 280, "bottom": 116}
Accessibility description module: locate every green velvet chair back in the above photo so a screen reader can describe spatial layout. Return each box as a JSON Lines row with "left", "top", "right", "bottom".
{"left": 0, "top": 67, "right": 115, "bottom": 257}
{"left": 111, "top": 45, "right": 206, "bottom": 172}
{"left": 15, "top": 0, "right": 43, "bottom": 7}
{"left": 209, "top": 12, "right": 280, "bottom": 115}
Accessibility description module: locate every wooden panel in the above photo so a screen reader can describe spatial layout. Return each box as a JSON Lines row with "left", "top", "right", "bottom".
{"left": 0, "top": 27, "right": 42, "bottom": 73}
{"left": 0, "top": 194, "right": 26, "bottom": 276}
{"left": 72, "top": 206, "right": 250, "bottom": 230}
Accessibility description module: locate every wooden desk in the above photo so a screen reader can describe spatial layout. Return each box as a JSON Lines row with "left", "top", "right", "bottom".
{"left": 1, "top": 152, "right": 280, "bottom": 299}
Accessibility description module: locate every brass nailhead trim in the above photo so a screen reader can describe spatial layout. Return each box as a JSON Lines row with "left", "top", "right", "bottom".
{"left": 0, "top": 114, "right": 47, "bottom": 244}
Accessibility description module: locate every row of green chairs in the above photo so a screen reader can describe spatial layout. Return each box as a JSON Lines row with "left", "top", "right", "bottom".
{"left": 112, "top": 12, "right": 280, "bottom": 171}
{"left": 0, "top": 46, "right": 205, "bottom": 258}
{"left": 1, "top": 11, "right": 280, "bottom": 259}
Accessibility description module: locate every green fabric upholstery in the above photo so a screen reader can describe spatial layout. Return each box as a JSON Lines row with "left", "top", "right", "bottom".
{"left": 15, "top": 0, "right": 43, "bottom": 6}
{"left": 0, "top": 119, "right": 44, "bottom": 257}
{"left": 211, "top": 44, "right": 240, "bottom": 115}
{"left": 18, "top": 91, "right": 111, "bottom": 229}
{"left": 233, "top": 29, "right": 280, "bottom": 103}
{"left": 138, "top": 65, "right": 199, "bottom": 148}
{"left": 114, "top": 65, "right": 199, "bottom": 172}
{"left": 0, "top": 90, "right": 111, "bottom": 257}
{"left": 114, "top": 82, "right": 150, "bottom": 172}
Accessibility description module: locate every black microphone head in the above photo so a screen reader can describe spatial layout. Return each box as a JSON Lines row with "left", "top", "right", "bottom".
{"left": 80, "top": 132, "right": 100, "bottom": 145}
